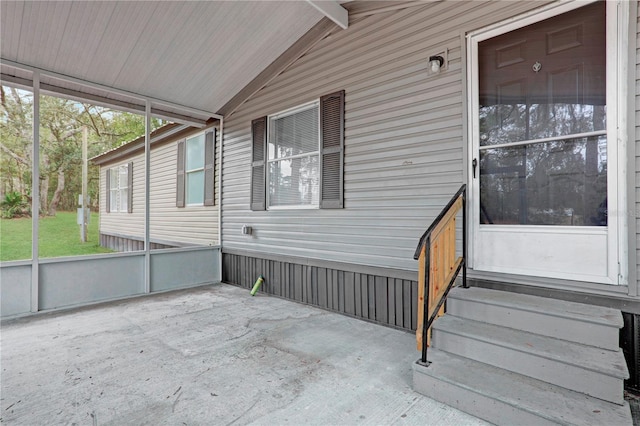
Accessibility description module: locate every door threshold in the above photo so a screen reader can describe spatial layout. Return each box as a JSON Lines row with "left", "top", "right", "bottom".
{"left": 467, "top": 274, "right": 638, "bottom": 314}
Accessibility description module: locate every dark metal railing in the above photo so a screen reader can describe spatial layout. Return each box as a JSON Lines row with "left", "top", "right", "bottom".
{"left": 413, "top": 184, "right": 467, "bottom": 365}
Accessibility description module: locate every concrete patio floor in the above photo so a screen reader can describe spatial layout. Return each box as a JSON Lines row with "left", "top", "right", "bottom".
{"left": 1, "top": 283, "right": 488, "bottom": 425}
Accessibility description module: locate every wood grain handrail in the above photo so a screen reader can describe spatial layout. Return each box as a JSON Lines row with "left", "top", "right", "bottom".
{"left": 414, "top": 184, "right": 467, "bottom": 365}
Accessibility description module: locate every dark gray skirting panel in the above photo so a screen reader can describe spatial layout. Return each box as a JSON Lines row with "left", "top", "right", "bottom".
{"left": 222, "top": 253, "right": 418, "bottom": 331}
{"left": 99, "top": 233, "right": 176, "bottom": 252}
{"left": 622, "top": 312, "right": 640, "bottom": 392}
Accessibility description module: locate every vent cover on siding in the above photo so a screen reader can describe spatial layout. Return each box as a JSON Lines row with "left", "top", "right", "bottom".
{"left": 251, "top": 117, "right": 267, "bottom": 211}
{"left": 320, "top": 90, "right": 345, "bottom": 209}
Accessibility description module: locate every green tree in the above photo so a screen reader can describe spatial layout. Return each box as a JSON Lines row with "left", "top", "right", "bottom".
{"left": 0, "top": 86, "right": 165, "bottom": 216}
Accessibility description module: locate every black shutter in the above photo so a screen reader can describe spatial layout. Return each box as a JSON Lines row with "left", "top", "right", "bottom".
{"left": 105, "top": 168, "right": 111, "bottom": 213}
{"left": 250, "top": 117, "right": 267, "bottom": 211}
{"left": 176, "top": 139, "right": 186, "bottom": 208}
{"left": 127, "top": 161, "right": 133, "bottom": 213}
{"left": 204, "top": 129, "right": 216, "bottom": 206}
{"left": 320, "top": 90, "right": 345, "bottom": 209}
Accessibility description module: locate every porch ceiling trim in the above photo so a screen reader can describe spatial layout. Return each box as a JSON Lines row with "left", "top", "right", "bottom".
{"left": 1, "top": 60, "right": 220, "bottom": 127}
{"left": 306, "top": 1, "right": 349, "bottom": 29}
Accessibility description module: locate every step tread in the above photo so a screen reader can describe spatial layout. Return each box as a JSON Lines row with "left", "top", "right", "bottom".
{"left": 433, "top": 315, "right": 629, "bottom": 379}
{"left": 448, "top": 287, "right": 623, "bottom": 328}
{"left": 414, "top": 348, "right": 632, "bottom": 426}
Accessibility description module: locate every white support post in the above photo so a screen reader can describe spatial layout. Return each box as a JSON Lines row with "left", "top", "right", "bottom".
{"left": 31, "top": 72, "right": 40, "bottom": 313}
{"left": 144, "top": 101, "right": 151, "bottom": 293}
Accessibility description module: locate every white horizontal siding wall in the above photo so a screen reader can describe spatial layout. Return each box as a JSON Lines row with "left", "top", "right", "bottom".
{"left": 222, "top": 1, "right": 544, "bottom": 271}
{"left": 149, "top": 132, "right": 219, "bottom": 246}
{"left": 100, "top": 127, "right": 219, "bottom": 246}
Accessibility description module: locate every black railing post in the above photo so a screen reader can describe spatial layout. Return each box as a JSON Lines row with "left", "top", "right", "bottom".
{"left": 462, "top": 185, "right": 468, "bottom": 288}
{"left": 421, "top": 236, "right": 431, "bottom": 365}
{"left": 414, "top": 184, "right": 467, "bottom": 367}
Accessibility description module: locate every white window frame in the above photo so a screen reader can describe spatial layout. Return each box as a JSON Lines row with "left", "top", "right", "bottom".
{"left": 266, "top": 100, "right": 321, "bottom": 210}
{"left": 185, "top": 131, "right": 206, "bottom": 207}
{"left": 466, "top": 0, "right": 629, "bottom": 284}
{"left": 109, "top": 163, "right": 129, "bottom": 213}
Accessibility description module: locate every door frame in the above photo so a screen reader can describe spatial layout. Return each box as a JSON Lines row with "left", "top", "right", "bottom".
{"left": 465, "top": 0, "right": 629, "bottom": 285}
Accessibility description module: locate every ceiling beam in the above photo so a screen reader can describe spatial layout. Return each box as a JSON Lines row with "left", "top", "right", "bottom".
{"left": 306, "top": 1, "right": 349, "bottom": 29}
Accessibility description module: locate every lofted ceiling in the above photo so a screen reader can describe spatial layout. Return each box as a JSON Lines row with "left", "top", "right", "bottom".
{"left": 0, "top": 1, "right": 340, "bottom": 124}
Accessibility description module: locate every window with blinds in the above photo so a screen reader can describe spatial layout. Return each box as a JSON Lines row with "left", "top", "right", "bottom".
{"left": 267, "top": 102, "right": 320, "bottom": 208}
{"left": 251, "top": 90, "right": 344, "bottom": 211}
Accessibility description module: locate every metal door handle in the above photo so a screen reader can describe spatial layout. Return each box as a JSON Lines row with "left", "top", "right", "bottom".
{"left": 472, "top": 158, "right": 477, "bottom": 179}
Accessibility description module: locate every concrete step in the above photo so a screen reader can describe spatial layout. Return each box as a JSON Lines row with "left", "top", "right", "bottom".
{"left": 446, "top": 287, "right": 623, "bottom": 350}
{"left": 413, "top": 348, "right": 632, "bottom": 426}
{"left": 432, "top": 315, "right": 629, "bottom": 404}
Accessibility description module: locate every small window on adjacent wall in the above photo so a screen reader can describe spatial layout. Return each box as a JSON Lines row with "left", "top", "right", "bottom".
{"left": 176, "top": 129, "right": 216, "bottom": 208}
{"left": 251, "top": 90, "right": 345, "bottom": 211}
{"left": 186, "top": 133, "right": 205, "bottom": 206}
{"left": 107, "top": 163, "right": 132, "bottom": 213}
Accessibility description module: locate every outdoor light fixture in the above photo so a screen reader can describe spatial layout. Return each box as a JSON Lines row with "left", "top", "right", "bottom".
{"left": 428, "top": 55, "right": 445, "bottom": 74}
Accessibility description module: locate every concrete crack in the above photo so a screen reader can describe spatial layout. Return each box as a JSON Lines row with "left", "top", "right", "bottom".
{"left": 225, "top": 398, "right": 260, "bottom": 426}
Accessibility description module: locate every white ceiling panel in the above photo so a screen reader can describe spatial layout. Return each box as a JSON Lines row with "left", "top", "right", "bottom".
{"left": 92, "top": 2, "right": 158, "bottom": 86}
{"left": 0, "top": 0, "right": 327, "bottom": 120}
{"left": 0, "top": 2, "right": 21, "bottom": 59}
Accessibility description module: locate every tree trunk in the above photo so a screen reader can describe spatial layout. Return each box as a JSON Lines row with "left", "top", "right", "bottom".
{"left": 47, "top": 168, "right": 65, "bottom": 216}
{"left": 40, "top": 175, "right": 49, "bottom": 213}
{"left": 39, "top": 155, "right": 50, "bottom": 213}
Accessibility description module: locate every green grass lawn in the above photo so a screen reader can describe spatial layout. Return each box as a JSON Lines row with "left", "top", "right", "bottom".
{"left": 0, "top": 211, "right": 112, "bottom": 261}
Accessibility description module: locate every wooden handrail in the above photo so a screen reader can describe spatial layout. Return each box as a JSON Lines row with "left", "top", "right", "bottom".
{"left": 414, "top": 184, "right": 467, "bottom": 365}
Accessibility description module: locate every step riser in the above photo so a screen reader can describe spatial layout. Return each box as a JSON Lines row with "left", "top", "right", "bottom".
{"left": 412, "top": 358, "right": 632, "bottom": 426}
{"left": 413, "top": 368, "right": 558, "bottom": 426}
{"left": 447, "top": 298, "right": 620, "bottom": 350}
{"left": 413, "top": 365, "right": 559, "bottom": 426}
{"left": 432, "top": 329, "right": 624, "bottom": 404}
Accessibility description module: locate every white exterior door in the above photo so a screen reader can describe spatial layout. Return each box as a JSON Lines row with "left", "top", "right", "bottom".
{"left": 468, "top": 1, "right": 628, "bottom": 285}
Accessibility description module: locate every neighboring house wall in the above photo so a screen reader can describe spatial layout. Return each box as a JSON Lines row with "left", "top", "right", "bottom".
{"left": 222, "top": 1, "right": 548, "bottom": 272}
{"left": 99, "top": 127, "right": 219, "bottom": 248}
{"left": 148, "top": 137, "right": 219, "bottom": 245}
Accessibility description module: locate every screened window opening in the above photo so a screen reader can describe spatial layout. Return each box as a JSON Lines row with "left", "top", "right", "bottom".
{"left": 268, "top": 103, "right": 320, "bottom": 208}
{"left": 108, "top": 164, "right": 130, "bottom": 213}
